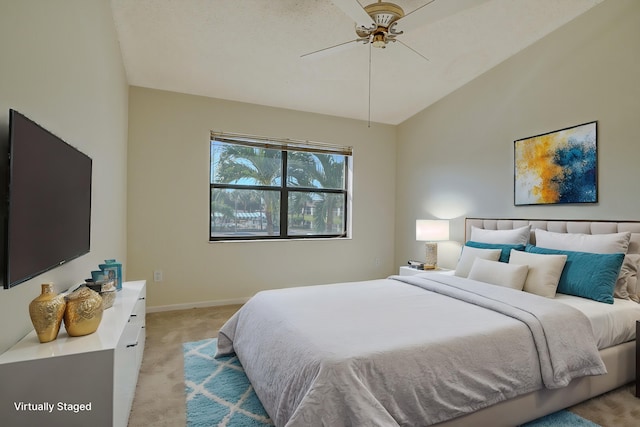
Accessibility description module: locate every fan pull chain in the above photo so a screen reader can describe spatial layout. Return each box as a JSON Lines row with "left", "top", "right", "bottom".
{"left": 368, "top": 43, "right": 372, "bottom": 128}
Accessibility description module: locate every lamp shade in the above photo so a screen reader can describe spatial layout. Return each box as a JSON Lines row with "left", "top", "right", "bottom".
{"left": 416, "top": 220, "right": 449, "bottom": 241}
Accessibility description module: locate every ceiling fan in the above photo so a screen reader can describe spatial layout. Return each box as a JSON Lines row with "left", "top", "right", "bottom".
{"left": 302, "top": 0, "right": 489, "bottom": 126}
{"left": 302, "top": 0, "right": 490, "bottom": 60}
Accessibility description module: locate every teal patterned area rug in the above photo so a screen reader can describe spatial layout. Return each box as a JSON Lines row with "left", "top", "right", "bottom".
{"left": 183, "top": 338, "right": 273, "bottom": 427}
{"left": 184, "top": 338, "right": 600, "bottom": 427}
{"left": 521, "top": 410, "right": 601, "bottom": 427}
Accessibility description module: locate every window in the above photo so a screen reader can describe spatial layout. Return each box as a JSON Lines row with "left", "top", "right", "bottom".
{"left": 210, "top": 132, "right": 352, "bottom": 241}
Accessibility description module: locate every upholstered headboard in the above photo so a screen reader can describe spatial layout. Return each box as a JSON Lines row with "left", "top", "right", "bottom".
{"left": 465, "top": 218, "right": 640, "bottom": 255}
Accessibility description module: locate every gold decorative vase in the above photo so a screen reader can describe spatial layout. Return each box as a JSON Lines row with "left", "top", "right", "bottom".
{"left": 63, "top": 285, "right": 104, "bottom": 337}
{"left": 28, "top": 283, "right": 66, "bottom": 343}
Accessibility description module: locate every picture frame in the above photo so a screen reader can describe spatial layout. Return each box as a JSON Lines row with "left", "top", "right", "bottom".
{"left": 514, "top": 121, "right": 597, "bottom": 206}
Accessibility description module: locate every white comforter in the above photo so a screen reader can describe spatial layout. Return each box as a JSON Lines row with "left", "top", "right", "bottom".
{"left": 216, "top": 274, "right": 606, "bottom": 427}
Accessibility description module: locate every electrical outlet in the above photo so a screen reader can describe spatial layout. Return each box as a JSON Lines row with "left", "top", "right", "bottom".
{"left": 153, "top": 270, "right": 163, "bottom": 282}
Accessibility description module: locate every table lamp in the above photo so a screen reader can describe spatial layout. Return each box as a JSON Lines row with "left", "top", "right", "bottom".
{"left": 416, "top": 219, "right": 450, "bottom": 269}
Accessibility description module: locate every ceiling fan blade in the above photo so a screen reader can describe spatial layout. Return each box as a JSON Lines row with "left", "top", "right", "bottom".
{"left": 395, "top": 40, "right": 430, "bottom": 62}
{"left": 331, "top": 0, "right": 375, "bottom": 27}
{"left": 301, "top": 39, "right": 363, "bottom": 60}
{"left": 396, "top": 0, "right": 490, "bottom": 33}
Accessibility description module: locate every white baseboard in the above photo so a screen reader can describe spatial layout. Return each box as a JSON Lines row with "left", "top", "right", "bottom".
{"left": 146, "top": 297, "right": 249, "bottom": 313}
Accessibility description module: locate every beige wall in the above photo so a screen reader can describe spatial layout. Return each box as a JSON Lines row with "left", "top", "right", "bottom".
{"left": 0, "top": 0, "right": 129, "bottom": 352}
{"left": 396, "top": 0, "right": 640, "bottom": 269}
{"left": 127, "top": 87, "right": 396, "bottom": 308}
{"left": 2, "top": 0, "right": 632, "bottom": 331}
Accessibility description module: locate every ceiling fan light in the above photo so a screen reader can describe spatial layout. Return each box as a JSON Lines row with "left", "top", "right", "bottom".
{"left": 372, "top": 33, "right": 386, "bottom": 48}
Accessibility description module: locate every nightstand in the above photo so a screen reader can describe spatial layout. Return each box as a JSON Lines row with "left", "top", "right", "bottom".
{"left": 399, "top": 266, "right": 450, "bottom": 276}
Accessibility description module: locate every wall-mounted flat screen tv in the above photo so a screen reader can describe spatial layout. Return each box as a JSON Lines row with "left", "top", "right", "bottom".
{"left": 4, "top": 110, "right": 92, "bottom": 289}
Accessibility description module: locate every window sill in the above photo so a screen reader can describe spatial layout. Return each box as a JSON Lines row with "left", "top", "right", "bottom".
{"left": 208, "top": 236, "right": 352, "bottom": 243}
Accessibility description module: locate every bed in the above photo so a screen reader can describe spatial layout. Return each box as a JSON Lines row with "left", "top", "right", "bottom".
{"left": 216, "top": 218, "right": 640, "bottom": 426}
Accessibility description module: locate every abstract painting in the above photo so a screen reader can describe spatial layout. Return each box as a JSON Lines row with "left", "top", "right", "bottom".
{"left": 514, "top": 122, "right": 597, "bottom": 205}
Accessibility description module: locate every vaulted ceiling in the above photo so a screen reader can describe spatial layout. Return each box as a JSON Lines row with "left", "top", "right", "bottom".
{"left": 111, "top": 0, "right": 604, "bottom": 125}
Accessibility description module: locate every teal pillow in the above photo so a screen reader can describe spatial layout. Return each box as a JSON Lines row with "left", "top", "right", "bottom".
{"left": 465, "top": 241, "right": 525, "bottom": 263}
{"left": 525, "top": 245, "right": 624, "bottom": 304}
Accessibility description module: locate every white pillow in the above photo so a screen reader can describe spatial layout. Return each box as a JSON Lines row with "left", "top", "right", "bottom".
{"left": 468, "top": 258, "right": 529, "bottom": 290}
{"left": 470, "top": 225, "right": 531, "bottom": 245}
{"left": 508, "top": 249, "right": 567, "bottom": 298}
{"left": 534, "top": 229, "right": 631, "bottom": 254}
{"left": 614, "top": 254, "right": 640, "bottom": 301}
{"left": 454, "top": 246, "right": 501, "bottom": 278}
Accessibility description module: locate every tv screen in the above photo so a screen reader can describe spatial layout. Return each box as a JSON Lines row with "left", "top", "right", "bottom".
{"left": 4, "top": 110, "right": 92, "bottom": 289}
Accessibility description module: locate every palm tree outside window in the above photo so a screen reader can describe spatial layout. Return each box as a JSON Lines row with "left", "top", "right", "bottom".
{"left": 210, "top": 132, "right": 352, "bottom": 241}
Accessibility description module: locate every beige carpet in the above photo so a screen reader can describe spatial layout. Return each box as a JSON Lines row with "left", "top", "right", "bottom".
{"left": 128, "top": 305, "right": 243, "bottom": 427}
{"left": 128, "top": 305, "right": 639, "bottom": 427}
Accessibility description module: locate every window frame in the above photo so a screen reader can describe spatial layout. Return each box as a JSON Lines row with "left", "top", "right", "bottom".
{"left": 209, "top": 132, "right": 352, "bottom": 241}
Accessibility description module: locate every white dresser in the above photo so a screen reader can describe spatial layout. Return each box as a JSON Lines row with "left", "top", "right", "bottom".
{"left": 0, "top": 280, "right": 146, "bottom": 427}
